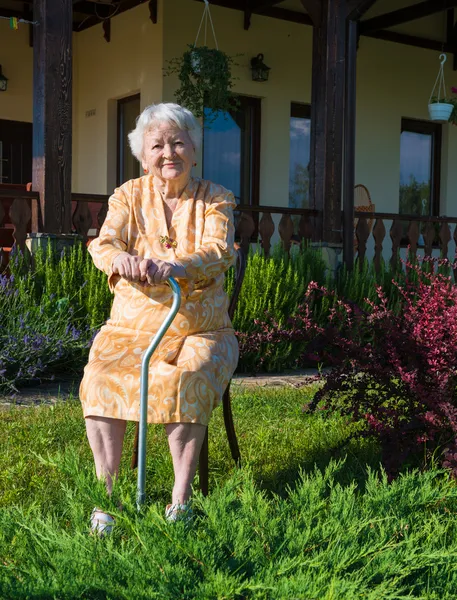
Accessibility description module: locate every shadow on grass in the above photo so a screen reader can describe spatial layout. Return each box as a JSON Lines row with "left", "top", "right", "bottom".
{"left": 252, "top": 435, "right": 382, "bottom": 498}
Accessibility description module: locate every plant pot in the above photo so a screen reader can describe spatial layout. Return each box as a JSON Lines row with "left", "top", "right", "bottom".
{"left": 428, "top": 102, "right": 454, "bottom": 122}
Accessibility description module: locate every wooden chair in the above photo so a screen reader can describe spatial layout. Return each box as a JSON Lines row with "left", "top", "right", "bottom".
{"left": 131, "top": 246, "right": 247, "bottom": 496}
{"left": 354, "top": 184, "right": 375, "bottom": 250}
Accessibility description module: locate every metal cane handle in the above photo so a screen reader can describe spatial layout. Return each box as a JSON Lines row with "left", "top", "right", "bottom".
{"left": 137, "top": 277, "right": 181, "bottom": 509}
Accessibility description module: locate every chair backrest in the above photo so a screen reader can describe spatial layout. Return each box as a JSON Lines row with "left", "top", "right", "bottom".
{"left": 354, "top": 184, "right": 375, "bottom": 238}
{"left": 354, "top": 184, "right": 374, "bottom": 211}
{"left": 228, "top": 246, "right": 247, "bottom": 321}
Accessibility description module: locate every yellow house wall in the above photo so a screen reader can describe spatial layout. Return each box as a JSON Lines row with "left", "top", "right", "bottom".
{"left": 163, "top": 0, "right": 457, "bottom": 217}
{"left": 73, "top": 1, "right": 163, "bottom": 193}
{"left": 0, "top": 0, "right": 456, "bottom": 218}
{"left": 163, "top": 0, "right": 313, "bottom": 210}
{"left": 0, "top": 23, "right": 33, "bottom": 122}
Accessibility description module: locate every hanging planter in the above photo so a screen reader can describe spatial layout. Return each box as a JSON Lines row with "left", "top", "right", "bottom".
{"left": 428, "top": 102, "right": 454, "bottom": 122}
{"left": 164, "top": 1, "right": 238, "bottom": 119}
{"left": 428, "top": 54, "right": 457, "bottom": 123}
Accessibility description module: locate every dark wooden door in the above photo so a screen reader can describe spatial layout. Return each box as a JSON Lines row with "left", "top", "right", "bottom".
{"left": 0, "top": 119, "right": 33, "bottom": 185}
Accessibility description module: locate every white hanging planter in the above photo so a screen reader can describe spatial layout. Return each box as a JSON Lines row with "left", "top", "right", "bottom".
{"left": 428, "top": 54, "right": 453, "bottom": 123}
{"left": 428, "top": 102, "right": 454, "bottom": 122}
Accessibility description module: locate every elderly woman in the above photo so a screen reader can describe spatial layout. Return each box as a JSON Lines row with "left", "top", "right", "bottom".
{"left": 79, "top": 103, "right": 239, "bottom": 533}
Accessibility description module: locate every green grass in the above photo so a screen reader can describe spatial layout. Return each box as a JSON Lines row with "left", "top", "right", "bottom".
{"left": 1, "top": 387, "right": 457, "bottom": 599}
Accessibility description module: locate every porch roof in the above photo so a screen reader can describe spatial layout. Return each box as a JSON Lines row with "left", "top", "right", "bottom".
{"left": 0, "top": 0, "right": 456, "bottom": 58}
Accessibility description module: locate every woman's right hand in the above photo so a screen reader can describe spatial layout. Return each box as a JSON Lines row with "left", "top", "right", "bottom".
{"left": 112, "top": 252, "right": 146, "bottom": 283}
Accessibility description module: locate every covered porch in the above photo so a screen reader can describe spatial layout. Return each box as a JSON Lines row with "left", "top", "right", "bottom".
{"left": 1, "top": 0, "right": 457, "bottom": 273}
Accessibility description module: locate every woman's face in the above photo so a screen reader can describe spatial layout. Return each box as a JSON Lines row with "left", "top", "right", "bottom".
{"left": 142, "top": 123, "right": 195, "bottom": 184}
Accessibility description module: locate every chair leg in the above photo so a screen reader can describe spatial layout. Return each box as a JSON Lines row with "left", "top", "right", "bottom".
{"left": 222, "top": 384, "right": 241, "bottom": 467}
{"left": 131, "top": 421, "right": 139, "bottom": 470}
{"left": 199, "top": 428, "right": 209, "bottom": 497}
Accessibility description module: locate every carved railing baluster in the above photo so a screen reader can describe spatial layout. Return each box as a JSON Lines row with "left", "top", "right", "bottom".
{"left": 372, "top": 218, "right": 386, "bottom": 273}
{"left": 72, "top": 201, "right": 93, "bottom": 242}
{"left": 258, "top": 212, "right": 275, "bottom": 257}
{"left": 407, "top": 220, "right": 420, "bottom": 260}
{"left": 236, "top": 211, "right": 255, "bottom": 255}
{"left": 390, "top": 218, "right": 403, "bottom": 270}
{"left": 278, "top": 214, "right": 294, "bottom": 253}
{"left": 355, "top": 216, "right": 369, "bottom": 267}
{"left": 97, "top": 203, "right": 108, "bottom": 229}
{"left": 439, "top": 221, "right": 451, "bottom": 258}
{"left": 423, "top": 221, "right": 435, "bottom": 257}
{"left": 10, "top": 198, "right": 31, "bottom": 252}
{"left": 298, "top": 213, "right": 313, "bottom": 242}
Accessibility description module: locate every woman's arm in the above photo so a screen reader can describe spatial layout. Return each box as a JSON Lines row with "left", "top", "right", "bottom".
{"left": 176, "top": 191, "right": 236, "bottom": 287}
{"left": 88, "top": 183, "right": 131, "bottom": 291}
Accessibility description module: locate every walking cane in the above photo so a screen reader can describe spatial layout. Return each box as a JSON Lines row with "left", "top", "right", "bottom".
{"left": 137, "top": 277, "right": 181, "bottom": 510}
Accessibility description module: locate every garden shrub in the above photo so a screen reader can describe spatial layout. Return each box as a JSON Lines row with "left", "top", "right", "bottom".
{"left": 301, "top": 261, "right": 457, "bottom": 477}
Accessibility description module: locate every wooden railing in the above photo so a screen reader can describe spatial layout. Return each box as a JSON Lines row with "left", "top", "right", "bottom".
{"left": 1, "top": 186, "right": 456, "bottom": 276}
{"left": 355, "top": 211, "right": 457, "bottom": 272}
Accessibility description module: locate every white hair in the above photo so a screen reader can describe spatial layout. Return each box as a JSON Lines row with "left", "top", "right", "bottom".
{"left": 128, "top": 103, "right": 202, "bottom": 161}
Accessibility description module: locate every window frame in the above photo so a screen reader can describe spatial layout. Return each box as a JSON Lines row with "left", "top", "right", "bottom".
{"left": 289, "top": 102, "right": 311, "bottom": 213}
{"left": 116, "top": 93, "right": 141, "bottom": 187}
{"left": 202, "top": 95, "right": 261, "bottom": 207}
{"left": 400, "top": 118, "right": 442, "bottom": 217}
{"left": 290, "top": 102, "right": 311, "bottom": 120}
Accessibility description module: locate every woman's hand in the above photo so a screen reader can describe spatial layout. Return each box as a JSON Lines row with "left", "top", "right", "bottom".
{"left": 112, "top": 253, "right": 186, "bottom": 285}
{"left": 139, "top": 258, "right": 173, "bottom": 285}
{"left": 112, "top": 252, "right": 145, "bottom": 282}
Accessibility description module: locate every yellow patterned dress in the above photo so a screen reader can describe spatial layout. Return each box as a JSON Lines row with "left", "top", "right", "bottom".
{"left": 79, "top": 176, "right": 239, "bottom": 425}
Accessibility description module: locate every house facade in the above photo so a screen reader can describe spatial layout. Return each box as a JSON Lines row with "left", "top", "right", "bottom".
{"left": 1, "top": 0, "right": 457, "bottom": 265}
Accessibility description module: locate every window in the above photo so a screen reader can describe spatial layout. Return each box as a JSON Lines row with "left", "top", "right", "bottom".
{"left": 117, "top": 94, "right": 141, "bottom": 185}
{"left": 289, "top": 103, "right": 311, "bottom": 209}
{"left": 399, "top": 118, "right": 441, "bottom": 217}
{"left": 202, "top": 96, "right": 261, "bottom": 205}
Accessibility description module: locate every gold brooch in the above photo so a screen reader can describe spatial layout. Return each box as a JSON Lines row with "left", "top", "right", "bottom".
{"left": 159, "top": 235, "right": 177, "bottom": 249}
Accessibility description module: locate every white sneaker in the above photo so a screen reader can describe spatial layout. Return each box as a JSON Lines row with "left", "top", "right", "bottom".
{"left": 165, "top": 503, "right": 192, "bottom": 523}
{"left": 90, "top": 508, "right": 115, "bottom": 536}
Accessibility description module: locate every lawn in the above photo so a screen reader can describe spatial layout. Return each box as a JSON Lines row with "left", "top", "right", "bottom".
{"left": 1, "top": 386, "right": 457, "bottom": 599}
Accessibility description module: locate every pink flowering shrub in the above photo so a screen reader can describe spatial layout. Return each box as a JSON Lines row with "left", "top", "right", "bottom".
{"left": 309, "top": 264, "right": 457, "bottom": 476}
{"left": 240, "top": 262, "right": 457, "bottom": 477}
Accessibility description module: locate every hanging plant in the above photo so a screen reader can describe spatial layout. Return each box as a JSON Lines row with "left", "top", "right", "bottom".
{"left": 428, "top": 54, "right": 456, "bottom": 124}
{"left": 163, "top": 1, "right": 239, "bottom": 119}
{"left": 164, "top": 44, "right": 238, "bottom": 118}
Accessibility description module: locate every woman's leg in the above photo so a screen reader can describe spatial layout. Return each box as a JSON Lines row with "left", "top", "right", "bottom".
{"left": 85, "top": 416, "right": 127, "bottom": 495}
{"left": 165, "top": 423, "right": 207, "bottom": 505}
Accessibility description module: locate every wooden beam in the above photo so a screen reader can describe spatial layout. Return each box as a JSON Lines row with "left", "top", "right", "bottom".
{"left": 250, "top": 0, "right": 283, "bottom": 12}
{"left": 308, "top": 0, "right": 346, "bottom": 243}
{"left": 300, "top": 0, "right": 321, "bottom": 26}
{"left": 102, "top": 17, "right": 110, "bottom": 41}
{"left": 363, "top": 29, "right": 454, "bottom": 53}
{"left": 447, "top": 9, "right": 457, "bottom": 70}
{"left": 72, "top": 0, "right": 115, "bottom": 17}
{"left": 343, "top": 19, "right": 358, "bottom": 269}
{"left": 346, "top": 0, "right": 378, "bottom": 21}
{"left": 75, "top": 0, "right": 147, "bottom": 31}
{"left": 24, "top": 2, "right": 34, "bottom": 47}
{"left": 360, "top": 0, "right": 457, "bottom": 35}
{"left": 33, "top": 0, "right": 73, "bottom": 233}
{"left": 148, "top": 0, "right": 157, "bottom": 23}
{"left": 0, "top": 6, "right": 27, "bottom": 18}
{"left": 259, "top": 7, "right": 312, "bottom": 25}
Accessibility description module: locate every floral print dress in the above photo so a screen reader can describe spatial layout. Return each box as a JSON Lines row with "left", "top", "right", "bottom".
{"left": 79, "top": 176, "right": 239, "bottom": 425}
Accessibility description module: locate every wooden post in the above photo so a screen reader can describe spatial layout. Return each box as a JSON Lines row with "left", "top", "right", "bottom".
{"left": 306, "top": 0, "right": 348, "bottom": 244}
{"left": 302, "top": 0, "right": 378, "bottom": 255}
{"left": 32, "top": 0, "right": 73, "bottom": 234}
{"left": 343, "top": 19, "right": 358, "bottom": 269}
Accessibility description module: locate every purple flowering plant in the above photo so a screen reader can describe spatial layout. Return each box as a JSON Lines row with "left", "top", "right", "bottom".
{"left": 0, "top": 245, "right": 110, "bottom": 392}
